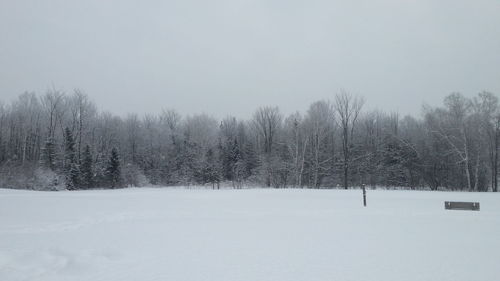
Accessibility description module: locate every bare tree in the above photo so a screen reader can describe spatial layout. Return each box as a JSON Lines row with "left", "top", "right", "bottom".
{"left": 426, "top": 93, "right": 476, "bottom": 190}
{"left": 68, "top": 90, "right": 96, "bottom": 162}
{"left": 252, "top": 106, "right": 282, "bottom": 186}
{"left": 334, "top": 90, "right": 365, "bottom": 189}
{"left": 304, "top": 101, "right": 335, "bottom": 188}
{"left": 472, "top": 92, "right": 500, "bottom": 191}
{"left": 252, "top": 106, "right": 282, "bottom": 155}
{"left": 41, "top": 89, "right": 65, "bottom": 140}
{"left": 283, "top": 112, "right": 308, "bottom": 187}
{"left": 160, "top": 109, "right": 182, "bottom": 145}
{"left": 125, "top": 113, "right": 141, "bottom": 164}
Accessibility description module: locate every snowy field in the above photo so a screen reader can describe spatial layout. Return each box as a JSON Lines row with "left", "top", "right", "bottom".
{"left": 1, "top": 188, "right": 499, "bottom": 281}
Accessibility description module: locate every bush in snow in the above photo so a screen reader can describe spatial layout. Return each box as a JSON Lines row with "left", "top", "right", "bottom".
{"left": 122, "top": 163, "right": 150, "bottom": 187}
{"left": 34, "top": 168, "right": 66, "bottom": 191}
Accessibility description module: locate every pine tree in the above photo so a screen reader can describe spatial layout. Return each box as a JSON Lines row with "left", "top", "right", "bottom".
{"left": 106, "top": 147, "right": 122, "bottom": 188}
{"left": 221, "top": 138, "right": 233, "bottom": 180}
{"left": 0, "top": 134, "right": 6, "bottom": 163}
{"left": 219, "top": 137, "right": 242, "bottom": 182}
{"left": 64, "top": 128, "right": 80, "bottom": 190}
{"left": 201, "top": 148, "right": 220, "bottom": 188}
{"left": 178, "top": 139, "right": 197, "bottom": 184}
{"left": 231, "top": 139, "right": 242, "bottom": 164}
{"left": 243, "top": 141, "right": 258, "bottom": 179}
{"left": 80, "top": 145, "right": 94, "bottom": 189}
{"left": 231, "top": 138, "right": 245, "bottom": 186}
{"left": 40, "top": 137, "right": 57, "bottom": 170}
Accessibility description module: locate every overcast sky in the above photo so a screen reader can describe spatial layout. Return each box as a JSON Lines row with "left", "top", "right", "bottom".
{"left": 1, "top": 0, "right": 499, "bottom": 119}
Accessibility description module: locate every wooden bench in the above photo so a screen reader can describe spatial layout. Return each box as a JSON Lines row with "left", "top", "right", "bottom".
{"left": 444, "top": 201, "right": 480, "bottom": 211}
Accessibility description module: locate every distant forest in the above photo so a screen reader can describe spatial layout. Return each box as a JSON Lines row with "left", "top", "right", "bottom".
{"left": 0, "top": 90, "right": 499, "bottom": 191}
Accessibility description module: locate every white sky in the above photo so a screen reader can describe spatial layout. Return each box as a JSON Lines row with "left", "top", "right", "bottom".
{"left": 1, "top": 0, "right": 499, "bottom": 118}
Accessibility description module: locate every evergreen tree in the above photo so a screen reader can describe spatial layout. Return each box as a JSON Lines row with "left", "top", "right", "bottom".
{"left": 0, "top": 135, "right": 4, "bottom": 163}
{"left": 243, "top": 141, "right": 258, "bottom": 179}
{"left": 220, "top": 138, "right": 232, "bottom": 180}
{"left": 201, "top": 148, "right": 220, "bottom": 188}
{"left": 231, "top": 139, "right": 242, "bottom": 164}
{"left": 220, "top": 137, "right": 243, "bottom": 182}
{"left": 231, "top": 139, "right": 245, "bottom": 186}
{"left": 64, "top": 128, "right": 80, "bottom": 190}
{"left": 177, "top": 139, "right": 197, "bottom": 184}
{"left": 40, "top": 137, "right": 57, "bottom": 170}
{"left": 106, "top": 147, "right": 122, "bottom": 188}
{"left": 92, "top": 151, "right": 108, "bottom": 188}
{"left": 80, "top": 145, "right": 94, "bottom": 189}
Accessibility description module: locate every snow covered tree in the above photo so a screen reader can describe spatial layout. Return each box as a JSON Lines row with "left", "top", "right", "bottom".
{"left": 40, "top": 137, "right": 57, "bottom": 171}
{"left": 242, "top": 140, "right": 259, "bottom": 180}
{"left": 200, "top": 147, "right": 221, "bottom": 188}
{"left": 105, "top": 147, "right": 122, "bottom": 188}
{"left": 304, "top": 101, "right": 335, "bottom": 188}
{"left": 222, "top": 138, "right": 246, "bottom": 187}
{"left": 283, "top": 113, "right": 308, "bottom": 187}
{"left": 252, "top": 106, "right": 282, "bottom": 186}
{"left": 80, "top": 145, "right": 94, "bottom": 189}
{"left": 64, "top": 127, "right": 80, "bottom": 190}
{"left": 1, "top": 89, "right": 500, "bottom": 191}
{"left": 334, "top": 91, "right": 364, "bottom": 189}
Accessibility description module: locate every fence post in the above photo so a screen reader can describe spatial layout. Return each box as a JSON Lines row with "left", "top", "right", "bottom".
{"left": 362, "top": 184, "right": 366, "bottom": 207}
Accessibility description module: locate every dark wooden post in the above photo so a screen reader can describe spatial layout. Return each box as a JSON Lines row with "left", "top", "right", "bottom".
{"left": 362, "top": 184, "right": 366, "bottom": 207}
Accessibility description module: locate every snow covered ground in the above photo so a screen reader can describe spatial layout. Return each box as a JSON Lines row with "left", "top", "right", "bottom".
{"left": 0, "top": 188, "right": 499, "bottom": 281}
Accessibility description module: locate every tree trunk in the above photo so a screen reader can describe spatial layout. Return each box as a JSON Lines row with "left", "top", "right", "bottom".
{"left": 473, "top": 154, "right": 480, "bottom": 191}
{"left": 495, "top": 126, "right": 499, "bottom": 192}
{"left": 343, "top": 126, "right": 349, "bottom": 189}
{"left": 344, "top": 163, "right": 348, "bottom": 189}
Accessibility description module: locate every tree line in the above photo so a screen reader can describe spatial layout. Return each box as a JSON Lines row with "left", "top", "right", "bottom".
{"left": 0, "top": 89, "right": 498, "bottom": 191}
